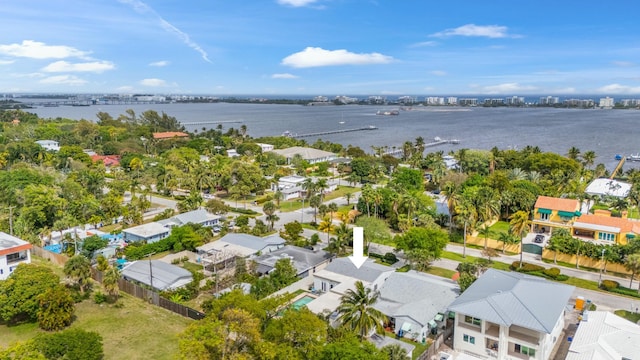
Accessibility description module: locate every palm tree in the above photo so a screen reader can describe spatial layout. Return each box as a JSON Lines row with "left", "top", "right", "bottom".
{"left": 102, "top": 266, "right": 121, "bottom": 302}
{"left": 456, "top": 198, "right": 478, "bottom": 258}
{"left": 262, "top": 201, "right": 278, "bottom": 230}
{"left": 318, "top": 215, "right": 335, "bottom": 242}
{"left": 344, "top": 192, "right": 353, "bottom": 205}
{"left": 316, "top": 178, "right": 329, "bottom": 200}
{"left": 478, "top": 225, "right": 492, "bottom": 250}
{"left": 497, "top": 232, "right": 519, "bottom": 254}
{"left": 582, "top": 150, "right": 596, "bottom": 169}
{"left": 624, "top": 254, "right": 640, "bottom": 290}
{"left": 509, "top": 211, "right": 530, "bottom": 268}
{"left": 383, "top": 344, "right": 409, "bottom": 360}
{"left": 328, "top": 202, "right": 339, "bottom": 220}
{"left": 302, "top": 177, "right": 316, "bottom": 199}
{"left": 442, "top": 181, "right": 460, "bottom": 232}
{"left": 273, "top": 190, "right": 283, "bottom": 207}
{"left": 336, "top": 281, "right": 387, "bottom": 340}
{"left": 567, "top": 146, "right": 581, "bottom": 161}
{"left": 63, "top": 255, "right": 91, "bottom": 295}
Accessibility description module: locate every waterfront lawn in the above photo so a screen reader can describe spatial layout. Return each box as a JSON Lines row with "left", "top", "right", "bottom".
{"left": 0, "top": 293, "right": 192, "bottom": 360}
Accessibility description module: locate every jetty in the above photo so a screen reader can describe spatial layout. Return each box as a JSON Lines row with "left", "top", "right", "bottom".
{"left": 383, "top": 137, "right": 460, "bottom": 156}
{"left": 287, "top": 126, "right": 378, "bottom": 139}
{"left": 181, "top": 120, "right": 243, "bottom": 126}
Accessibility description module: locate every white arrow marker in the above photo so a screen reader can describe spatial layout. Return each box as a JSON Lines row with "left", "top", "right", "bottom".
{"left": 348, "top": 227, "right": 368, "bottom": 269}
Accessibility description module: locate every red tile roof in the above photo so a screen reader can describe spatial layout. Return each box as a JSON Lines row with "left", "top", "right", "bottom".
{"left": 534, "top": 196, "right": 580, "bottom": 212}
{"left": 152, "top": 131, "right": 189, "bottom": 140}
{"left": 91, "top": 154, "right": 121, "bottom": 167}
{"left": 576, "top": 213, "right": 640, "bottom": 234}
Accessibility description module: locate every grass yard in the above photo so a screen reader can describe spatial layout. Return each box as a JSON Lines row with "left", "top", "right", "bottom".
{"left": 488, "top": 220, "right": 510, "bottom": 235}
{"left": 614, "top": 310, "right": 640, "bottom": 324}
{"left": 425, "top": 266, "right": 456, "bottom": 279}
{"left": 0, "top": 293, "right": 192, "bottom": 359}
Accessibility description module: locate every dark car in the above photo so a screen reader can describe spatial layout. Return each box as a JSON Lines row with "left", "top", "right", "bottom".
{"left": 534, "top": 234, "right": 545, "bottom": 243}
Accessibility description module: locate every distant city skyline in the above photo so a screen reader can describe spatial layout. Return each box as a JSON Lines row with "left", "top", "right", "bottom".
{"left": 2, "top": 1, "right": 640, "bottom": 95}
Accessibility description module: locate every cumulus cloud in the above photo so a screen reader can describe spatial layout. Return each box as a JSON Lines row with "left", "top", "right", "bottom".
{"left": 0, "top": 60, "right": 15, "bottom": 65}
{"left": 0, "top": 40, "right": 89, "bottom": 59}
{"left": 271, "top": 73, "right": 299, "bottom": 79}
{"left": 282, "top": 47, "right": 393, "bottom": 68}
{"left": 431, "top": 24, "right": 515, "bottom": 38}
{"left": 39, "top": 75, "right": 87, "bottom": 85}
{"left": 597, "top": 83, "right": 640, "bottom": 94}
{"left": 149, "top": 60, "right": 170, "bottom": 67}
{"left": 116, "top": 85, "right": 135, "bottom": 92}
{"left": 119, "top": 0, "right": 211, "bottom": 62}
{"left": 42, "top": 60, "right": 115, "bottom": 73}
{"left": 140, "top": 78, "right": 167, "bottom": 87}
{"left": 480, "top": 83, "right": 538, "bottom": 94}
{"left": 277, "top": 0, "right": 320, "bottom": 7}
{"left": 409, "top": 41, "right": 438, "bottom": 48}
{"left": 430, "top": 70, "right": 447, "bottom": 76}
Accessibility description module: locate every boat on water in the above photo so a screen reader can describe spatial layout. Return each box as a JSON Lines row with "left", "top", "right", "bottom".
{"left": 376, "top": 110, "right": 399, "bottom": 116}
{"left": 282, "top": 130, "right": 293, "bottom": 137}
{"left": 627, "top": 154, "right": 640, "bottom": 162}
{"left": 615, "top": 154, "right": 623, "bottom": 160}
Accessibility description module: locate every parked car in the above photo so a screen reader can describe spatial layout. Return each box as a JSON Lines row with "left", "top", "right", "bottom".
{"left": 534, "top": 234, "right": 545, "bottom": 243}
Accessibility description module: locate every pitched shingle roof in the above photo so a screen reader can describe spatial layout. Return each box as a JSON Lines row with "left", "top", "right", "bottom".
{"left": 323, "top": 257, "right": 392, "bottom": 283}
{"left": 534, "top": 196, "right": 580, "bottom": 212}
{"left": 448, "top": 269, "right": 574, "bottom": 334}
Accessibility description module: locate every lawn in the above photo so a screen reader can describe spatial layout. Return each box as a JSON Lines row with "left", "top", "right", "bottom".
{"left": 0, "top": 293, "right": 192, "bottom": 359}
{"left": 278, "top": 186, "right": 359, "bottom": 213}
{"left": 425, "top": 266, "right": 456, "bottom": 279}
{"left": 488, "top": 220, "right": 510, "bottom": 235}
{"left": 614, "top": 310, "right": 640, "bottom": 324}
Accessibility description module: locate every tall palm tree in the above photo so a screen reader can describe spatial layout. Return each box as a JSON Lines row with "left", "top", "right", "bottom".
{"left": 624, "top": 254, "right": 640, "bottom": 290}
{"left": 509, "top": 210, "right": 530, "bottom": 268}
{"left": 567, "top": 146, "right": 581, "bottom": 161}
{"left": 456, "top": 197, "right": 478, "bottom": 258}
{"left": 478, "top": 225, "right": 492, "bottom": 250}
{"left": 63, "top": 255, "right": 91, "bottom": 295}
{"left": 582, "top": 150, "right": 596, "bottom": 169}
{"left": 336, "top": 281, "right": 387, "bottom": 340}
{"left": 103, "top": 266, "right": 121, "bottom": 302}
{"left": 318, "top": 215, "right": 335, "bottom": 242}
{"left": 497, "top": 232, "right": 519, "bottom": 254}
{"left": 442, "top": 181, "right": 460, "bottom": 232}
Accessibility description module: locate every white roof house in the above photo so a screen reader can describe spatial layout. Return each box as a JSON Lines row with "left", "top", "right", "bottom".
{"left": 270, "top": 146, "right": 337, "bottom": 164}
{"left": 0, "top": 232, "right": 32, "bottom": 280}
{"left": 252, "top": 245, "right": 333, "bottom": 278}
{"left": 121, "top": 260, "right": 193, "bottom": 291}
{"left": 122, "top": 222, "right": 170, "bottom": 243}
{"left": 35, "top": 140, "right": 60, "bottom": 151}
{"left": 448, "top": 269, "right": 574, "bottom": 360}
{"left": 196, "top": 233, "right": 286, "bottom": 267}
{"left": 585, "top": 178, "right": 631, "bottom": 198}
{"left": 158, "top": 209, "right": 221, "bottom": 229}
{"left": 567, "top": 311, "right": 640, "bottom": 360}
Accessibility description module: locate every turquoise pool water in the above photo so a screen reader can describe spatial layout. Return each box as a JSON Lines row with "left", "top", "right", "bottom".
{"left": 291, "top": 295, "right": 315, "bottom": 310}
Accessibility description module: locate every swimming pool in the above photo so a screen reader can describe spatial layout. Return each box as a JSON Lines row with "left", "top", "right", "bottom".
{"left": 291, "top": 295, "right": 315, "bottom": 310}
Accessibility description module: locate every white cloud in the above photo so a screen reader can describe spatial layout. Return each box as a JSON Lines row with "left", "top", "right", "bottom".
{"left": 39, "top": 75, "right": 87, "bottom": 85}
{"left": 0, "top": 40, "right": 89, "bottom": 59}
{"left": 282, "top": 47, "right": 394, "bottom": 68}
{"left": 277, "top": 0, "right": 320, "bottom": 7}
{"left": 480, "top": 83, "right": 538, "bottom": 94}
{"left": 409, "top": 41, "right": 438, "bottom": 48}
{"left": 42, "top": 60, "right": 115, "bottom": 73}
{"left": 431, "top": 24, "right": 514, "bottom": 38}
{"left": 119, "top": 0, "right": 211, "bottom": 63}
{"left": 597, "top": 83, "right": 640, "bottom": 94}
{"left": 116, "top": 85, "right": 135, "bottom": 92}
{"left": 430, "top": 70, "right": 447, "bottom": 76}
{"left": 9, "top": 72, "right": 44, "bottom": 78}
{"left": 0, "top": 60, "right": 15, "bottom": 65}
{"left": 271, "top": 73, "right": 299, "bottom": 79}
{"left": 149, "top": 60, "right": 170, "bottom": 67}
{"left": 611, "top": 60, "right": 635, "bottom": 67}
{"left": 140, "top": 78, "right": 167, "bottom": 87}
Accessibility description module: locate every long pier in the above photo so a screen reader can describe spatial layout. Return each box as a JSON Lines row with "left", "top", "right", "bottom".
{"left": 290, "top": 126, "right": 378, "bottom": 138}
{"left": 383, "top": 138, "right": 460, "bottom": 156}
{"left": 181, "top": 120, "right": 243, "bottom": 125}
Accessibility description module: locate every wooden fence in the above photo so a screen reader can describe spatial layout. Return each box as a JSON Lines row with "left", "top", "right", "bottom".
{"left": 417, "top": 325, "right": 453, "bottom": 360}
{"left": 92, "top": 270, "right": 205, "bottom": 320}
{"left": 32, "top": 245, "right": 69, "bottom": 266}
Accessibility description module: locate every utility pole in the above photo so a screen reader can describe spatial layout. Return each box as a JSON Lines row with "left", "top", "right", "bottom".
{"left": 300, "top": 198, "right": 305, "bottom": 223}
{"left": 147, "top": 252, "right": 156, "bottom": 290}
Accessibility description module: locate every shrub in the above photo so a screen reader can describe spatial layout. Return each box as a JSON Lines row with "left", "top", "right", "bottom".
{"left": 543, "top": 267, "right": 561, "bottom": 278}
{"left": 93, "top": 291, "right": 107, "bottom": 304}
{"left": 600, "top": 280, "right": 620, "bottom": 291}
{"left": 609, "top": 287, "right": 640, "bottom": 298}
{"left": 511, "top": 261, "right": 545, "bottom": 272}
{"left": 230, "top": 207, "right": 260, "bottom": 215}
{"left": 383, "top": 252, "right": 398, "bottom": 264}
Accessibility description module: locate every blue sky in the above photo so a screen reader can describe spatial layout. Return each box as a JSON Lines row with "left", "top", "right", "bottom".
{"left": 2, "top": 0, "right": 640, "bottom": 96}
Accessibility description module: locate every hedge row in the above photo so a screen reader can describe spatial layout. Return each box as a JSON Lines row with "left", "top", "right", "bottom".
{"left": 510, "top": 262, "right": 569, "bottom": 281}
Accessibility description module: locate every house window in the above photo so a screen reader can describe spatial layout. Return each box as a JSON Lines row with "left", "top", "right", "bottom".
{"left": 464, "top": 316, "right": 481, "bottom": 326}
{"left": 598, "top": 232, "right": 615, "bottom": 241}
{"left": 514, "top": 344, "right": 535, "bottom": 357}
{"left": 463, "top": 334, "right": 475, "bottom": 344}
{"left": 540, "top": 212, "right": 549, "bottom": 221}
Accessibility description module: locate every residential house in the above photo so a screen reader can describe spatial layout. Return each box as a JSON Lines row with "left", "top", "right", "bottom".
{"left": 566, "top": 311, "right": 640, "bottom": 359}
{"left": 35, "top": 139, "right": 60, "bottom": 151}
{"left": 572, "top": 210, "right": 640, "bottom": 245}
{"left": 158, "top": 209, "right": 222, "bottom": 229}
{"left": 121, "top": 260, "right": 193, "bottom": 291}
{"left": 306, "top": 258, "right": 394, "bottom": 315}
{"left": 374, "top": 271, "right": 458, "bottom": 341}
{"left": 90, "top": 154, "right": 121, "bottom": 167}
{"left": 448, "top": 269, "right": 574, "bottom": 360}
{"left": 152, "top": 131, "right": 189, "bottom": 140}
{"left": 122, "top": 222, "right": 170, "bottom": 243}
{"left": 271, "top": 175, "right": 339, "bottom": 200}
{"left": 270, "top": 146, "right": 337, "bottom": 165}
{"left": 195, "top": 233, "right": 286, "bottom": 269}
{"left": 255, "top": 143, "right": 274, "bottom": 152}
{"left": 585, "top": 178, "right": 631, "bottom": 199}
{"left": 0, "top": 232, "right": 32, "bottom": 280}
{"left": 532, "top": 196, "right": 581, "bottom": 235}
{"left": 252, "top": 245, "right": 333, "bottom": 278}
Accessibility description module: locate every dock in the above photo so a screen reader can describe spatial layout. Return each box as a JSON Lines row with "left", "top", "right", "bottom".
{"left": 181, "top": 120, "right": 243, "bottom": 126}
{"left": 611, "top": 157, "right": 626, "bottom": 179}
{"left": 383, "top": 138, "right": 460, "bottom": 156}
{"left": 288, "top": 126, "right": 378, "bottom": 139}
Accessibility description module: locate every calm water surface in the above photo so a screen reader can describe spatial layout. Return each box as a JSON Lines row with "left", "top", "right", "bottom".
{"left": 25, "top": 101, "right": 640, "bottom": 171}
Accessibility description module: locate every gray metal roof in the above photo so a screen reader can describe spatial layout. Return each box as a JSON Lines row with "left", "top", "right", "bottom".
{"left": 323, "top": 257, "right": 393, "bottom": 283}
{"left": 217, "top": 233, "right": 285, "bottom": 251}
{"left": 448, "top": 269, "right": 574, "bottom": 334}
{"left": 121, "top": 260, "right": 193, "bottom": 291}
{"left": 253, "top": 245, "right": 333, "bottom": 275}
{"left": 375, "top": 271, "right": 459, "bottom": 327}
